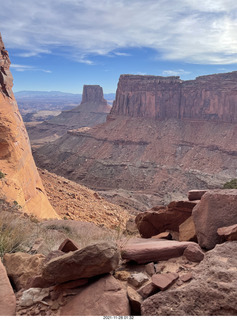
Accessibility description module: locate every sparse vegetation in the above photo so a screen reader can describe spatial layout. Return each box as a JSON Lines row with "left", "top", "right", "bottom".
{"left": 223, "top": 179, "right": 237, "bottom": 189}
{"left": 0, "top": 170, "right": 5, "bottom": 179}
{"left": 0, "top": 212, "right": 32, "bottom": 259}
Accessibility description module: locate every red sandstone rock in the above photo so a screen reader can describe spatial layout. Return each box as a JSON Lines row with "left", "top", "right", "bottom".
{"left": 217, "top": 224, "right": 237, "bottom": 241}
{"left": 0, "top": 33, "right": 58, "bottom": 219}
{"left": 192, "top": 190, "right": 237, "bottom": 249}
{"left": 135, "top": 201, "right": 196, "bottom": 238}
{"left": 111, "top": 73, "right": 237, "bottom": 123}
{"left": 183, "top": 244, "right": 204, "bottom": 262}
{"left": 137, "top": 281, "right": 158, "bottom": 299}
{"left": 121, "top": 238, "right": 200, "bottom": 264}
{"left": 60, "top": 275, "right": 130, "bottom": 316}
{"left": 54, "top": 278, "right": 88, "bottom": 291}
{"left": 151, "top": 272, "right": 179, "bottom": 291}
{"left": 179, "top": 216, "right": 197, "bottom": 242}
{"left": 3, "top": 252, "right": 45, "bottom": 291}
{"left": 188, "top": 190, "right": 207, "bottom": 201}
{"left": 42, "top": 242, "right": 119, "bottom": 283}
{"left": 127, "top": 286, "right": 142, "bottom": 315}
{"left": 0, "top": 260, "right": 16, "bottom": 315}
{"left": 58, "top": 238, "right": 79, "bottom": 253}
{"left": 180, "top": 272, "right": 193, "bottom": 282}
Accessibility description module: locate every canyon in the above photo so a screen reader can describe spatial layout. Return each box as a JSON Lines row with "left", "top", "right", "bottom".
{"left": 26, "top": 85, "right": 111, "bottom": 147}
{"left": 34, "top": 73, "right": 237, "bottom": 211}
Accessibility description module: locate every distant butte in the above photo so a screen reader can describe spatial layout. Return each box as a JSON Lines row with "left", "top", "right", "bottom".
{"left": 26, "top": 84, "right": 111, "bottom": 147}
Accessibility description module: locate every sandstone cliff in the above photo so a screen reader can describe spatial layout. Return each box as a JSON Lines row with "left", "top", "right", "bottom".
{"left": 111, "top": 73, "right": 237, "bottom": 123}
{"left": 26, "top": 85, "right": 111, "bottom": 147}
{"left": 34, "top": 73, "right": 237, "bottom": 211}
{"left": 0, "top": 33, "right": 58, "bottom": 219}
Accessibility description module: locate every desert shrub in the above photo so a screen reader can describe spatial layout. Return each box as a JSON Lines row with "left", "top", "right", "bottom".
{"left": 0, "top": 171, "right": 5, "bottom": 179}
{"left": 0, "top": 212, "right": 31, "bottom": 259}
{"left": 223, "top": 179, "right": 237, "bottom": 189}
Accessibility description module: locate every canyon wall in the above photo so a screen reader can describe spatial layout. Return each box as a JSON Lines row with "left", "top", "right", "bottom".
{"left": 0, "top": 33, "right": 58, "bottom": 219}
{"left": 111, "top": 73, "right": 237, "bottom": 122}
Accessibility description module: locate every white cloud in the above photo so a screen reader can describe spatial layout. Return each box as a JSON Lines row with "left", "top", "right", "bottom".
{"left": 162, "top": 69, "right": 191, "bottom": 76}
{"left": 1, "top": 0, "right": 237, "bottom": 64}
{"left": 11, "top": 64, "right": 52, "bottom": 73}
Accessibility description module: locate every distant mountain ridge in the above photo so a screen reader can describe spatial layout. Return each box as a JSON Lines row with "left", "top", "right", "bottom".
{"left": 14, "top": 90, "right": 115, "bottom": 101}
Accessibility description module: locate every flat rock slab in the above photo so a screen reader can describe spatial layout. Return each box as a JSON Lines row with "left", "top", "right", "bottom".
{"left": 0, "top": 260, "right": 16, "bottom": 315}
{"left": 121, "top": 238, "right": 201, "bottom": 264}
{"left": 42, "top": 241, "right": 119, "bottom": 283}
{"left": 60, "top": 275, "right": 130, "bottom": 316}
{"left": 151, "top": 272, "right": 179, "bottom": 291}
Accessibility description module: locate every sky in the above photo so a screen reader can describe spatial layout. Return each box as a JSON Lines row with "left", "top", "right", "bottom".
{"left": 1, "top": 0, "right": 237, "bottom": 94}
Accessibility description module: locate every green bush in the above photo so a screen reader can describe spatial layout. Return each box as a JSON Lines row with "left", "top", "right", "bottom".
{"left": 223, "top": 179, "right": 237, "bottom": 189}
{"left": 0, "top": 171, "right": 5, "bottom": 179}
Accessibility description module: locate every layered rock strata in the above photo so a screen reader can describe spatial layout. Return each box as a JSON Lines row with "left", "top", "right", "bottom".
{"left": 34, "top": 73, "right": 237, "bottom": 210}
{"left": 112, "top": 73, "right": 237, "bottom": 122}
{"left": 0, "top": 33, "right": 57, "bottom": 219}
{"left": 27, "top": 85, "right": 111, "bottom": 147}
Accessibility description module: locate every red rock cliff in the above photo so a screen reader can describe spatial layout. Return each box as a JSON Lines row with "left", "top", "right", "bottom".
{"left": 111, "top": 73, "right": 237, "bottom": 123}
{"left": 0, "top": 33, "right": 58, "bottom": 219}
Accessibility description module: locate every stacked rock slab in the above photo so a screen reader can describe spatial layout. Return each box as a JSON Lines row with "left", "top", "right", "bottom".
{"left": 0, "top": 33, "right": 58, "bottom": 219}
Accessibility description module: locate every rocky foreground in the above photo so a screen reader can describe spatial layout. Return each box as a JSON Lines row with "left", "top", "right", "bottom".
{"left": 1, "top": 189, "right": 236, "bottom": 316}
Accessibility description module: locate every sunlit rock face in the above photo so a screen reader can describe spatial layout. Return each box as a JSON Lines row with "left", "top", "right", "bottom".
{"left": 111, "top": 73, "right": 237, "bottom": 123}
{"left": 0, "top": 33, "right": 58, "bottom": 219}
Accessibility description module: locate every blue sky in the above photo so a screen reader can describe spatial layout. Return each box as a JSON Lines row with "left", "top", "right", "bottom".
{"left": 1, "top": 0, "right": 237, "bottom": 93}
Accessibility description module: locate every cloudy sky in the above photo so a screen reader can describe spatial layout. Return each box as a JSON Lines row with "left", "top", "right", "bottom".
{"left": 1, "top": 0, "right": 237, "bottom": 93}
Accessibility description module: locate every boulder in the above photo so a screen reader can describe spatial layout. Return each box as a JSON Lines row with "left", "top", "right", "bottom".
{"left": 42, "top": 242, "right": 119, "bottom": 283}
{"left": 183, "top": 244, "right": 204, "bottom": 262}
{"left": 121, "top": 238, "right": 201, "bottom": 264}
{"left": 192, "top": 189, "right": 237, "bottom": 249}
{"left": 179, "top": 216, "right": 197, "bottom": 242}
{"left": 60, "top": 275, "right": 130, "bottom": 316}
{"left": 145, "top": 262, "right": 155, "bottom": 276}
{"left": 135, "top": 201, "right": 196, "bottom": 238}
{"left": 217, "top": 224, "right": 237, "bottom": 241}
{"left": 188, "top": 190, "right": 207, "bottom": 201}
{"left": 3, "top": 252, "right": 45, "bottom": 291}
{"left": 58, "top": 238, "right": 79, "bottom": 253}
{"left": 0, "top": 260, "right": 16, "bottom": 316}
{"left": 141, "top": 242, "right": 237, "bottom": 316}
{"left": 151, "top": 272, "right": 179, "bottom": 291}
